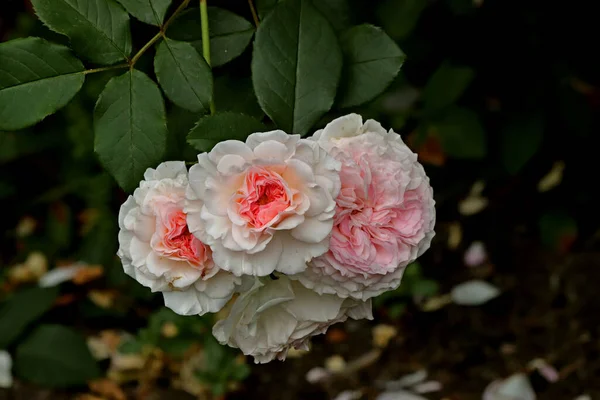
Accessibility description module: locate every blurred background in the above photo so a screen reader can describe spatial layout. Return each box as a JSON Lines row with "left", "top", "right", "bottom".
{"left": 1, "top": 0, "right": 599, "bottom": 399}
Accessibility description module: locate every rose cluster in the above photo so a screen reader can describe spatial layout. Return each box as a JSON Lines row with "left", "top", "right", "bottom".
{"left": 117, "top": 114, "right": 436, "bottom": 363}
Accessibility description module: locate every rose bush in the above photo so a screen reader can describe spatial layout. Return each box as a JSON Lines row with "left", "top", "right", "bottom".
{"left": 186, "top": 130, "right": 341, "bottom": 277}
{"left": 291, "top": 114, "right": 436, "bottom": 300}
{"left": 117, "top": 161, "right": 240, "bottom": 316}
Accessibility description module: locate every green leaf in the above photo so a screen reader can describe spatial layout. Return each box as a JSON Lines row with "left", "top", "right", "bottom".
{"left": 501, "top": 114, "right": 544, "bottom": 174}
{"left": 388, "top": 303, "right": 406, "bottom": 319}
{"left": 256, "top": 0, "right": 279, "bottom": 19}
{"left": 311, "top": 0, "right": 351, "bottom": 31}
{"left": 0, "top": 287, "right": 58, "bottom": 349}
{"left": 187, "top": 112, "right": 266, "bottom": 152}
{"left": 167, "top": 7, "right": 254, "bottom": 67}
{"left": 15, "top": 324, "right": 101, "bottom": 387}
{"left": 31, "top": 0, "right": 132, "bottom": 64}
{"left": 338, "top": 24, "right": 405, "bottom": 108}
{"left": 214, "top": 75, "right": 263, "bottom": 119}
{"left": 411, "top": 279, "right": 440, "bottom": 297}
{"left": 154, "top": 38, "right": 212, "bottom": 113}
{"left": 166, "top": 106, "right": 204, "bottom": 162}
{"left": 433, "top": 107, "right": 486, "bottom": 159}
{"left": 376, "top": 0, "right": 427, "bottom": 40}
{"left": 252, "top": 0, "right": 343, "bottom": 135}
{"left": 256, "top": 0, "right": 351, "bottom": 31}
{"left": 230, "top": 363, "right": 250, "bottom": 381}
{"left": 423, "top": 62, "right": 474, "bottom": 114}
{"left": 0, "top": 37, "right": 85, "bottom": 130}
{"left": 94, "top": 69, "right": 168, "bottom": 192}
{"left": 115, "top": 0, "right": 171, "bottom": 26}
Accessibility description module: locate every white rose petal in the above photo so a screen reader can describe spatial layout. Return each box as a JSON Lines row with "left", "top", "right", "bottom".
{"left": 334, "top": 390, "right": 363, "bottom": 400}
{"left": 38, "top": 264, "right": 85, "bottom": 287}
{"left": 451, "top": 280, "right": 500, "bottom": 306}
{"left": 482, "top": 373, "right": 536, "bottom": 400}
{"left": 384, "top": 369, "right": 427, "bottom": 390}
{"left": 464, "top": 241, "right": 487, "bottom": 267}
{"left": 376, "top": 390, "right": 429, "bottom": 400}
{"left": 212, "top": 276, "right": 372, "bottom": 363}
{"left": 0, "top": 350, "right": 13, "bottom": 389}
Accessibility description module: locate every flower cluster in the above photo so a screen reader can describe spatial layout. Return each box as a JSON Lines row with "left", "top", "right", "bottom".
{"left": 118, "top": 114, "right": 435, "bottom": 363}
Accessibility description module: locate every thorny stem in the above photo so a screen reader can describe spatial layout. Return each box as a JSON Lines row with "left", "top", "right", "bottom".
{"left": 248, "top": 0, "right": 260, "bottom": 27}
{"left": 200, "top": 0, "right": 216, "bottom": 114}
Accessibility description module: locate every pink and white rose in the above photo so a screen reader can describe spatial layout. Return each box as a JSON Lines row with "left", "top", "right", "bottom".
{"left": 186, "top": 131, "right": 341, "bottom": 277}
{"left": 117, "top": 161, "right": 239, "bottom": 316}
{"left": 212, "top": 275, "right": 372, "bottom": 363}
{"left": 291, "top": 114, "right": 436, "bottom": 300}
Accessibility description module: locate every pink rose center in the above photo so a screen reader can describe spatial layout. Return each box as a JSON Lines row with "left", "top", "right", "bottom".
{"left": 236, "top": 166, "right": 291, "bottom": 228}
{"left": 154, "top": 208, "right": 211, "bottom": 268}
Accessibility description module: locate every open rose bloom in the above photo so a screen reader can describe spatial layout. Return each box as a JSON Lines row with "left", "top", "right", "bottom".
{"left": 117, "top": 115, "right": 435, "bottom": 363}
{"left": 117, "top": 161, "right": 239, "bottom": 316}
{"left": 290, "top": 114, "right": 436, "bottom": 300}
{"left": 186, "top": 130, "right": 341, "bottom": 277}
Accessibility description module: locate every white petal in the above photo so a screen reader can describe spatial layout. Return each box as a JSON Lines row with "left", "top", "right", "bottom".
{"left": 451, "top": 280, "right": 500, "bottom": 306}
{"left": 196, "top": 270, "right": 240, "bottom": 298}
{"left": 38, "top": 264, "right": 85, "bottom": 287}
{"left": 253, "top": 140, "right": 290, "bottom": 162}
{"left": 291, "top": 217, "right": 333, "bottom": 243}
{"left": 153, "top": 161, "right": 187, "bottom": 180}
{"left": 306, "top": 367, "right": 330, "bottom": 384}
{"left": 284, "top": 158, "right": 316, "bottom": 185}
{"left": 209, "top": 140, "right": 254, "bottom": 164}
{"left": 146, "top": 253, "right": 202, "bottom": 288}
{"left": 129, "top": 236, "right": 152, "bottom": 268}
{"left": 199, "top": 207, "right": 231, "bottom": 241}
{"left": 217, "top": 154, "right": 248, "bottom": 175}
{"left": 276, "top": 234, "right": 328, "bottom": 275}
{"left": 464, "top": 241, "right": 487, "bottom": 267}
{"left": 231, "top": 224, "right": 260, "bottom": 251}
{"left": 285, "top": 283, "right": 344, "bottom": 322}
{"left": 163, "top": 283, "right": 231, "bottom": 316}
{"left": 345, "top": 298, "right": 373, "bottom": 320}
{"left": 384, "top": 370, "right": 427, "bottom": 389}
{"left": 0, "top": 350, "right": 12, "bottom": 389}
{"left": 334, "top": 391, "right": 363, "bottom": 400}
{"left": 482, "top": 374, "right": 536, "bottom": 400}
{"left": 118, "top": 196, "right": 137, "bottom": 230}
{"left": 188, "top": 155, "right": 216, "bottom": 199}
{"left": 212, "top": 235, "right": 282, "bottom": 276}
{"left": 246, "top": 130, "right": 299, "bottom": 155}
{"left": 318, "top": 114, "right": 363, "bottom": 144}
{"left": 376, "top": 390, "right": 428, "bottom": 400}
{"left": 361, "top": 119, "right": 388, "bottom": 136}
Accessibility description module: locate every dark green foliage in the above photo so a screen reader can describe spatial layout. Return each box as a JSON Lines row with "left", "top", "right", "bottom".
{"left": 187, "top": 112, "right": 266, "bottom": 152}
{"left": 15, "top": 324, "right": 101, "bottom": 387}
{"left": 0, "top": 38, "right": 85, "bottom": 130}
{"left": 94, "top": 69, "right": 168, "bottom": 192}
{"left": 252, "top": 0, "right": 343, "bottom": 135}
{"left": 30, "top": 0, "right": 132, "bottom": 64}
